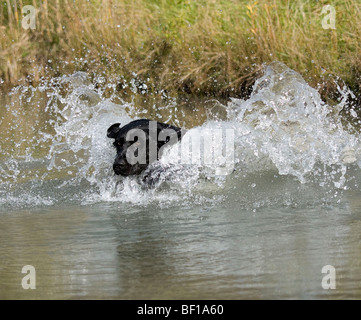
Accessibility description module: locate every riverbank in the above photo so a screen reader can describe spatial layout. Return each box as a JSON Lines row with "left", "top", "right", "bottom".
{"left": 1, "top": 0, "right": 361, "bottom": 103}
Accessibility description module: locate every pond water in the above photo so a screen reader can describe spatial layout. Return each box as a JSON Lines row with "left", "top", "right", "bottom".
{"left": 1, "top": 62, "right": 361, "bottom": 299}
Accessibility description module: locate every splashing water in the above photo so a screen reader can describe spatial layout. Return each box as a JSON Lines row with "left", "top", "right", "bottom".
{"left": 225, "top": 62, "right": 360, "bottom": 185}
{"left": 0, "top": 62, "right": 360, "bottom": 210}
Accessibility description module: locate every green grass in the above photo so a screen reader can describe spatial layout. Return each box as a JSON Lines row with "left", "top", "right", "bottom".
{"left": 1, "top": 0, "right": 361, "bottom": 101}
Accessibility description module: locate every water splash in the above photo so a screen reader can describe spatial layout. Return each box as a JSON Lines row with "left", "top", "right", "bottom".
{"left": 226, "top": 62, "right": 360, "bottom": 185}
{"left": 0, "top": 62, "right": 360, "bottom": 210}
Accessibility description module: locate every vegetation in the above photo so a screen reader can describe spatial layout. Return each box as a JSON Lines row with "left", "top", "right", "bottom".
{"left": 1, "top": 0, "right": 361, "bottom": 101}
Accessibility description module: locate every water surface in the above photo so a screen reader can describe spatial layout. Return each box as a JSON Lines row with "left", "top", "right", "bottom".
{"left": 1, "top": 62, "right": 361, "bottom": 299}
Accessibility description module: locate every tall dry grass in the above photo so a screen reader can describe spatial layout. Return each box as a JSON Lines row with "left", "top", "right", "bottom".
{"left": 1, "top": 0, "right": 361, "bottom": 99}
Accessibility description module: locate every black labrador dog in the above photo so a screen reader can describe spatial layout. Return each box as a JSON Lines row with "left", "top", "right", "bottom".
{"left": 107, "top": 119, "right": 183, "bottom": 177}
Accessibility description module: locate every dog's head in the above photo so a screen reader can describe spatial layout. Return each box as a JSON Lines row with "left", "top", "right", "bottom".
{"left": 107, "top": 122, "right": 146, "bottom": 176}
{"left": 107, "top": 119, "right": 183, "bottom": 176}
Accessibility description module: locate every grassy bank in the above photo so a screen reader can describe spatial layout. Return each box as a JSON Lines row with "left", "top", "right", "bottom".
{"left": 1, "top": 0, "right": 361, "bottom": 101}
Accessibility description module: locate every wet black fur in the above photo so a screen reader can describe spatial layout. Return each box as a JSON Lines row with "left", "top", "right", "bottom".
{"left": 107, "top": 119, "right": 183, "bottom": 176}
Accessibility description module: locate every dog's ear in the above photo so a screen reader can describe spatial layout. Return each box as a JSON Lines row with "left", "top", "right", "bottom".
{"left": 107, "top": 123, "right": 121, "bottom": 138}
